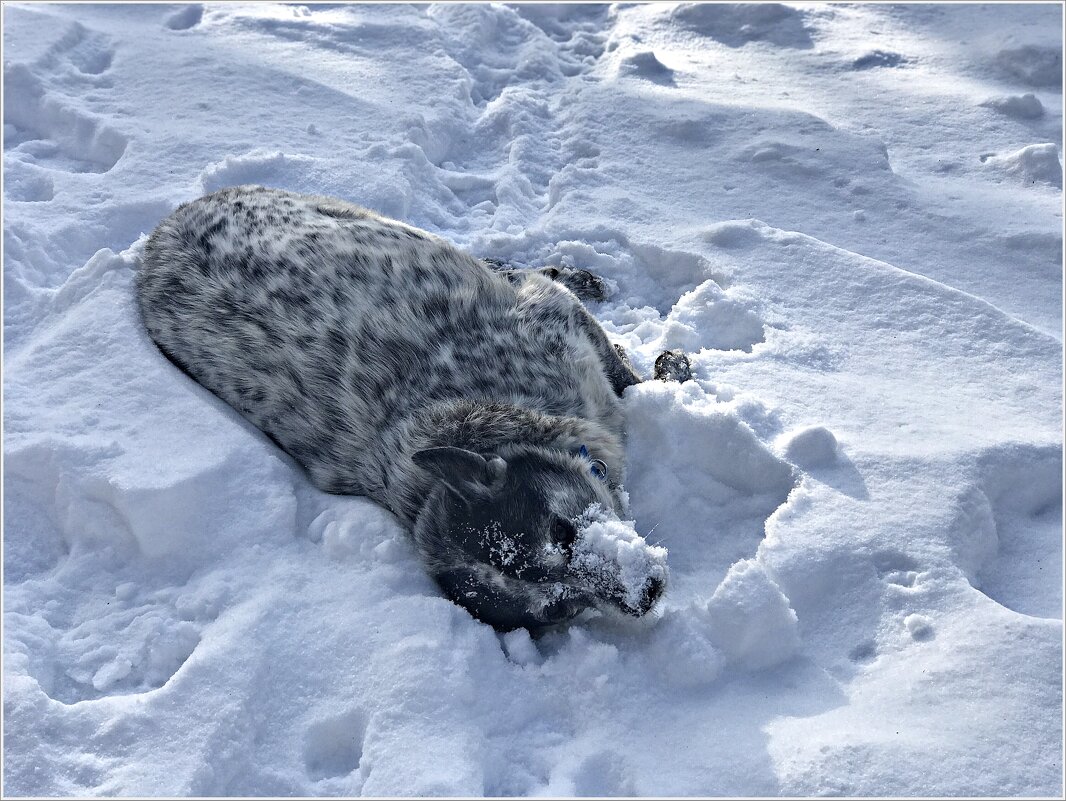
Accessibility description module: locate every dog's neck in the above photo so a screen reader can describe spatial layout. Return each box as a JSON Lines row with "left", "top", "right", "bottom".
{"left": 379, "top": 399, "right": 625, "bottom": 523}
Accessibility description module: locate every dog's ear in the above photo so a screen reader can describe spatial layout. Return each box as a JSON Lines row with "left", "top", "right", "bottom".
{"left": 413, "top": 447, "right": 507, "bottom": 498}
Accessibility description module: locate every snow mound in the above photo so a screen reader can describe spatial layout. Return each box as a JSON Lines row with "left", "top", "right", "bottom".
{"left": 703, "top": 220, "right": 767, "bottom": 249}
{"left": 983, "top": 143, "right": 1063, "bottom": 187}
{"left": 781, "top": 425, "right": 839, "bottom": 469}
{"left": 616, "top": 51, "right": 675, "bottom": 85}
{"left": 639, "top": 558, "right": 801, "bottom": 679}
{"left": 704, "top": 559, "right": 801, "bottom": 670}
{"left": 198, "top": 149, "right": 318, "bottom": 195}
{"left": 657, "top": 279, "right": 766, "bottom": 353}
{"left": 851, "top": 50, "right": 908, "bottom": 70}
{"left": 980, "top": 92, "right": 1045, "bottom": 120}
{"left": 626, "top": 381, "right": 797, "bottom": 505}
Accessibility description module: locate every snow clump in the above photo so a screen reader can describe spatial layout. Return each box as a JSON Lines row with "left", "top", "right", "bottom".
{"left": 570, "top": 504, "right": 669, "bottom": 614}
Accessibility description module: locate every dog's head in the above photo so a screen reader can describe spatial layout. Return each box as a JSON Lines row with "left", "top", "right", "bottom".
{"left": 412, "top": 445, "right": 668, "bottom": 631}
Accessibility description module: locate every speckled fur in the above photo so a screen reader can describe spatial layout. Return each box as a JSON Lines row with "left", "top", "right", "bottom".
{"left": 138, "top": 185, "right": 654, "bottom": 629}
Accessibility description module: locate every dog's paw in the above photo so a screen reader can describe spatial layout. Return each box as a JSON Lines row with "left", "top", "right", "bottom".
{"left": 654, "top": 349, "right": 692, "bottom": 383}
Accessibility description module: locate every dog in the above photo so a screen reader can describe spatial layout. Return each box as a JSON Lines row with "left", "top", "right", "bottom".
{"left": 137, "top": 185, "right": 689, "bottom": 630}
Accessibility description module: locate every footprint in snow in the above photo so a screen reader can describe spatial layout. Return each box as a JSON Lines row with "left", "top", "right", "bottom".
{"left": 303, "top": 708, "right": 368, "bottom": 782}
{"left": 45, "top": 22, "right": 116, "bottom": 76}
{"left": 165, "top": 4, "right": 204, "bottom": 31}
{"left": 4, "top": 61, "right": 128, "bottom": 174}
{"left": 873, "top": 550, "right": 922, "bottom": 589}
{"left": 903, "top": 613, "right": 934, "bottom": 641}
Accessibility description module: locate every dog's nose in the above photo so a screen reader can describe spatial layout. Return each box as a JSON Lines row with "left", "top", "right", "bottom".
{"left": 638, "top": 576, "right": 666, "bottom": 614}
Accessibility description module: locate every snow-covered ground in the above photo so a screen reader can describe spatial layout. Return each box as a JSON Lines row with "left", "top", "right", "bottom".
{"left": 3, "top": 2, "right": 1063, "bottom": 796}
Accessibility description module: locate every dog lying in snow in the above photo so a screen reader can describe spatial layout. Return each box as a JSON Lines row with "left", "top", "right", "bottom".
{"left": 137, "top": 186, "right": 689, "bottom": 630}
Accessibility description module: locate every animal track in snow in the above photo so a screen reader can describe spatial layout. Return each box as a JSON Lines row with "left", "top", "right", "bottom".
{"left": 3, "top": 64, "right": 128, "bottom": 174}
{"left": 872, "top": 550, "right": 922, "bottom": 588}
{"left": 303, "top": 708, "right": 368, "bottom": 782}
{"left": 569, "top": 751, "right": 637, "bottom": 796}
{"left": 428, "top": 3, "right": 567, "bottom": 107}
{"left": 848, "top": 639, "right": 877, "bottom": 664}
{"left": 2, "top": 16, "right": 125, "bottom": 180}
{"left": 33, "top": 21, "right": 117, "bottom": 77}
{"left": 431, "top": 3, "right": 609, "bottom": 107}
{"left": 414, "top": 2, "right": 613, "bottom": 232}
{"left": 16, "top": 583, "right": 204, "bottom": 704}
{"left": 59, "top": 25, "right": 115, "bottom": 75}
{"left": 512, "top": 3, "right": 610, "bottom": 69}
{"left": 165, "top": 4, "right": 204, "bottom": 31}
{"left": 903, "top": 613, "right": 934, "bottom": 641}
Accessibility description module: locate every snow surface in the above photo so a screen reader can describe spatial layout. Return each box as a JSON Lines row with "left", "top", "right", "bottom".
{"left": 3, "top": 2, "right": 1063, "bottom": 796}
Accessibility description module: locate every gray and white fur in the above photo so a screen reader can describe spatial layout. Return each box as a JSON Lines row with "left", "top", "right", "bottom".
{"left": 137, "top": 185, "right": 684, "bottom": 630}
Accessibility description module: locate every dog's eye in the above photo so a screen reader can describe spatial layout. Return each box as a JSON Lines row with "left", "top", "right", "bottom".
{"left": 590, "top": 459, "right": 608, "bottom": 482}
{"left": 550, "top": 516, "right": 578, "bottom": 551}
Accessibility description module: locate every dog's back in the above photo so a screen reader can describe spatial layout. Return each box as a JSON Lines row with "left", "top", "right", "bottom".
{"left": 137, "top": 186, "right": 624, "bottom": 507}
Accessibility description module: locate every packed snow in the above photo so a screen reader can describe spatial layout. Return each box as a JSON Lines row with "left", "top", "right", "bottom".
{"left": 3, "top": 2, "right": 1062, "bottom": 796}
{"left": 569, "top": 504, "right": 669, "bottom": 613}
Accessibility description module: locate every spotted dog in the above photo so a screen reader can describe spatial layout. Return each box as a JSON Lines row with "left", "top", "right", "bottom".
{"left": 137, "top": 185, "right": 689, "bottom": 630}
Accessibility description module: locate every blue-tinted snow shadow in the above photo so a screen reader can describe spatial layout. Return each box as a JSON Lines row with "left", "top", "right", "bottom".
{"left": 805, "top": 452, "right": 870, "bottom": 501}
{"left": 623, "top": 657, "right": 848, "bottom": 795}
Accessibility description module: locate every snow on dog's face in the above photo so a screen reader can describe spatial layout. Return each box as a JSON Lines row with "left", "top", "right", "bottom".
{"left": 412, "top": 446, "right": 668, "bottom": 631}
